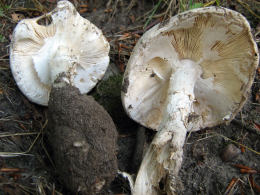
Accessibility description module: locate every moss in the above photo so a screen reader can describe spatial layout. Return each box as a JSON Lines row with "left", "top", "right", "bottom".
{"left": 90, "top": 75, "right": 124, "bottom": 124}
{"left": 95, "top": 75, "right": 123, "bottom": 98}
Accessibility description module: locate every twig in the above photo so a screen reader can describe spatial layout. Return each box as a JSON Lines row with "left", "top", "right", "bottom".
{"left": 0, "top": 167, "right": 22, "bottom": 172}
{"left": 203, "top": 0, "right": 216, "bottom": 7}
{"left": 0, "top": 120, "right": 47, "bottom": 157}
{"left": 127, "top": 0, "right": 137, "bottom": 11}
{"left": 143, "top": 0, "right": 163, "bottom": 29}
{"left": 232, "top": 119, "right": 260, "bottom": 136}
{"left": 233, "top": 164, "right": 254, "bottom": 170}
{"left": 0, "top": 54, "right": 9, "bottom": 59}
{"left": 186, "top": 134, "right": 216, "bottom": 144}
{"left": 236, "top": 0, "right": 260, "bottom": 19}
{"left": 248, "top": 175, "right": 255, "bottom": 195}
{"left": 32, "top": 0, "right": 48, "bottom": 13}
{"left": 0, "top": 132, "right": 38, "bottom": 138}
{"left": 224, "top": 177, "right": 239, "bottom": 195}
{"left": 240, "top": 169, "right": 258, "bottom": 174}
{"left": 17, "top": 184, "right": 35, "bottom": 194}
{"left": 40, "top": 141, "right": 56, "bottom": 169}
{"left": 108, "top": 0, "right": 119, "bottom": 22}
{"left": 117, "top": 170, "right": 134, "bottom": 194}
{"left": 214, "top": 132, "right": 260, "bottom": 156}
{"left": 144, "top": 18, "right": 161, "bottom": 32}
{"left": 11, "top": 7, "right": 43, "bottom": 12}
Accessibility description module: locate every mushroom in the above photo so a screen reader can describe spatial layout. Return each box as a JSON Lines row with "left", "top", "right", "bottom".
{"left": 10, "top": 1, "right": 118, "bottom": 194}
{"left": 121, "top": 7, "right": 259, "bottom": 195}
{"left": 10, "top": 0, "right": 109, "bottom": 105}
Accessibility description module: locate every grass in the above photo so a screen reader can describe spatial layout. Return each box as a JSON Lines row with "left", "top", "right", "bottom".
{"left": 0, "top": 34, "right": 6, "bottom": 42}
{"left": 142, "top": 0, "right": 260, "bottom": 29}
{"left": 143, "top": 0, "right": 163, "bottom": 29}
{"left": 0, "top": 2, "right": 13, "bottom": 21}
{"left": 143, "top": 0, "right": 219, "bottom": 28}
{"left": 0, "top": 2, "right": 13, "bottom": 41}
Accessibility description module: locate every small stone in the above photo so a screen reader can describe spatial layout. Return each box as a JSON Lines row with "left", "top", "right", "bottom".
{"left": 221, "top": 143, "right": 241, "bottom": 162}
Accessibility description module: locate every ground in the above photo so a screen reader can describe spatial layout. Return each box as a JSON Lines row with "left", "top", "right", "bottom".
{"left": 0, "top": 0, "right": 259, "bottom": 194}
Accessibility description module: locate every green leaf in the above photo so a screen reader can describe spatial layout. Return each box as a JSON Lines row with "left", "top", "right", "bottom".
{"left": 0, "top": 8, "right": 4, "bottom": 16}
{"left": 4, "top": 5, "right": 11, "bottom": 10}
{"left": 0, "top": 34, "right": 6, "bottom": 43}
{"left": 143, "top": 0, "right": 162, "bottom": 30}
{"left": 215, "top": 0, "right": 220, "bottom": 6}
{"left": 189, "top": 2, "right": 203, "bottom": 9}
{"left": 179, "top": 0, "right": 186, "bottom": 12}
{"left": 189, "top": 0, "right": 193, "bottom": 8}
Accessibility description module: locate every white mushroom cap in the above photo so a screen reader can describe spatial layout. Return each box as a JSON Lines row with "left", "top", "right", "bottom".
{"left": 122, "top": 7, "right": 259, "bottom": 131}
{"left": 10, "top": 0, "right": 110, "bottom": 106}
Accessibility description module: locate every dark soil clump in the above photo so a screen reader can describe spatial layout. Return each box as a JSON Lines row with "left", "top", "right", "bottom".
{"left": 47, "top": 85, "right": 118, "bottom": 195}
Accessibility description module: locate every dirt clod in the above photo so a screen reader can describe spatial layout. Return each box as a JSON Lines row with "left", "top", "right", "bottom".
{"left": 47, "top": 85, "right": 118, "bottom": 195}
{"left": 221, "top": 143, "right": 241, "bottom": 162}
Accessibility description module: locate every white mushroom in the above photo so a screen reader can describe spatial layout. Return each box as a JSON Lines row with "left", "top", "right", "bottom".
{"left": 10, "top": 0, "right": 109, "bottom": 105}
{"left": 121, "top": 7, "right": 259, "bottom": 195}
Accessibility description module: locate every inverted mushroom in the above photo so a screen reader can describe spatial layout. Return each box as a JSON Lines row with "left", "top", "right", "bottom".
{"left": 121, "top": 7, "right": 259, "bottom": 195}
{"left": 10, "top": 0, "right": 109, "bottom": 105}
{"left": 10, "top": 1, "right": 118, "bottom": 194}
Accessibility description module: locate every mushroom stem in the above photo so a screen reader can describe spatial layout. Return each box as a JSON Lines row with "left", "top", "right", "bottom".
{"left": 133, "top": 59, "right": 202, "bottom": 195}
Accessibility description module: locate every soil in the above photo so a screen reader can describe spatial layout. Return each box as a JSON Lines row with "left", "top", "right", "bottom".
{"left": 0, "top": 0, "right": 259, "bottom": 195}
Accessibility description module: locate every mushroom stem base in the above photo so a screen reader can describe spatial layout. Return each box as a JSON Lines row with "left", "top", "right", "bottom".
{"left": 133, "top": 59, "right": 202, "bottom": 195}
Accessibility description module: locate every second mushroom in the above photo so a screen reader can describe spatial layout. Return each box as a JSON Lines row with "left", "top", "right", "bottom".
{"left": 122, "top": 7, "right": 259, "bottom": 195}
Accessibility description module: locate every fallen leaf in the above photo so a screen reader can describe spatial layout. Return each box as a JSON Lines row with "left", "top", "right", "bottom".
{"left": 240, "top": 169, "right": 257, "bottom": 174}
{"left": 240, "top": 145, "right": 245, "bottom": 153}
{"left": 224, "top": 177, "right": 238, "bottom": 195}
{"left": 232, "top": 164, "right": 254, "bottom": 170}
{"left": 118, "top": 62, "right": 125, "bottom": 73}
{"left": 18, "top": 123, "right": 26, "bottom": 130}
{"left": 104, "top": 8, "right": 113, "bottom": 13}
{"left": 79, "top": 8, "right": 88, "bottom": 14}
{"left": 11, "top": 13, "right": 25, "bottom": 22}
{"left": 133, "top": 33, "right": 141, "bottom": 38}
{"left": 254, "top": 123, "right": 260, "bottom": 131}
{"left": 129, "top": 15, "right": 135, "bottom": 23}
{"left": 118, "top": 33, "right": 131, "bottom": 40}
{"left": 9, "top": 173, "right": 22, "bottom": 181}
{"left": 256, "top": 92, "right": 260, "bottom": 103}
{"left": 80, "top": 4, "right": 88, "bottom": 8}
{"left": 0, "top": 168, "right": 21, "bottom": 172}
